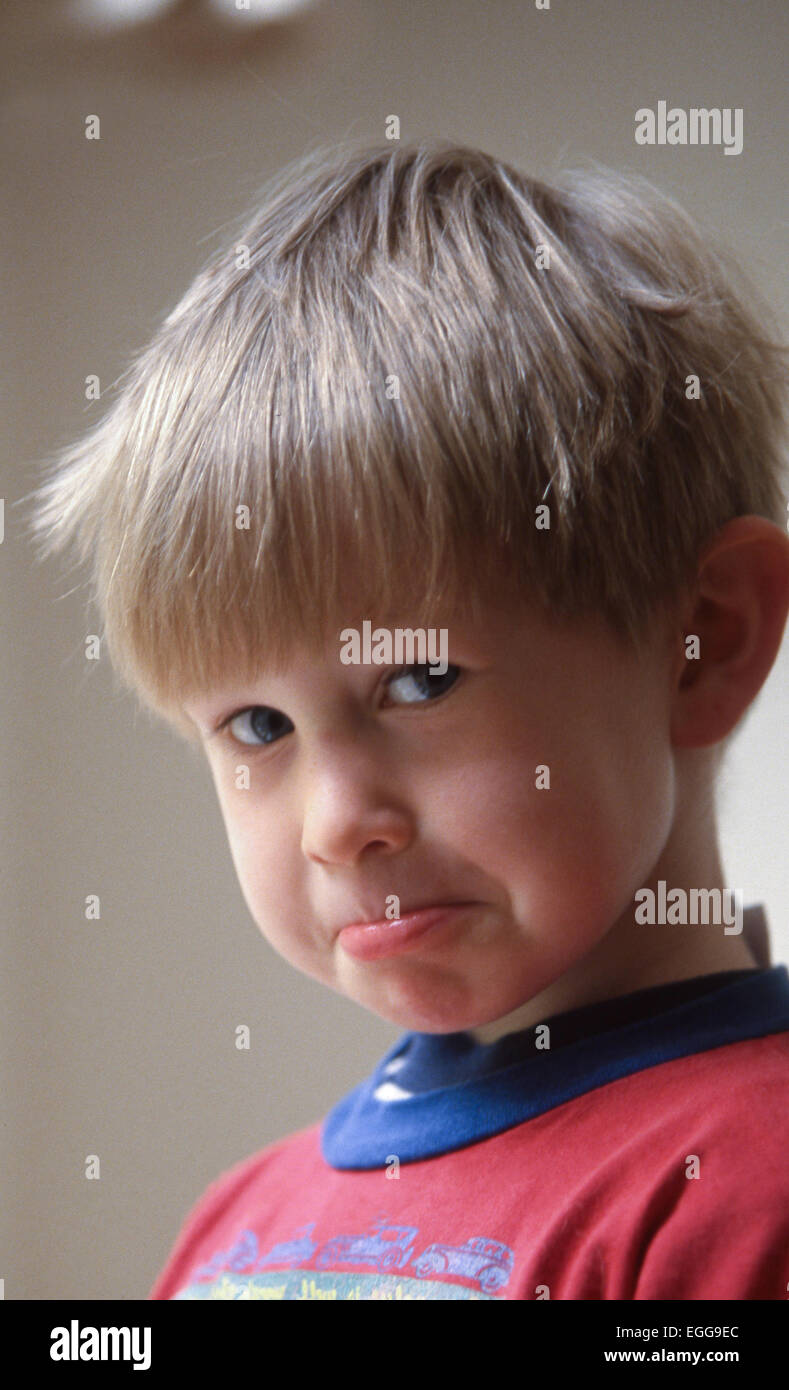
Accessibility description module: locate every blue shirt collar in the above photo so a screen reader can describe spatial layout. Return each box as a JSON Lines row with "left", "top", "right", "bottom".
{"left": 322, "top": 963, "right": 789, "bottom": 1169}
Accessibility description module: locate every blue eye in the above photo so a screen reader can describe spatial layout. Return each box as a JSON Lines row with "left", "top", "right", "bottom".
{"left": 226, "top": 707, "right": 294, "bottom": 747}
{"left": 218, "top": 663, "right": 461, "bottom": 748}
{"left": 385, "top": 663, "right": 461, "bottom": 704}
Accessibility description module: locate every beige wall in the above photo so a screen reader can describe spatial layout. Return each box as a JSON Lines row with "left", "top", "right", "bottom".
{"left": 2, "top": 0, "right": 787, "bottom": 1299}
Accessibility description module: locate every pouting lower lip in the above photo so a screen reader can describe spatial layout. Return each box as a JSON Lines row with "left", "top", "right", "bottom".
{"left": 336, "top": 903, "right": 476, "bottom": 962}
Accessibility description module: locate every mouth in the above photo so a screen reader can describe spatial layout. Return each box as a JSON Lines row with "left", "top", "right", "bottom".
{"left": 336, "top": 902, "right": 477, "bottom": 962}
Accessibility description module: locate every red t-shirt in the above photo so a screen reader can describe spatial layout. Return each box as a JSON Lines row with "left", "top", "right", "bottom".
{"left": 149, "top": 964, "right": 789, "bottom": 1300}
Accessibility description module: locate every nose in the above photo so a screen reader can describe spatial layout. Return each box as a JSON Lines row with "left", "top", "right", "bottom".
{"left": 299, "top": 740, "right": 414, "bottom": 866}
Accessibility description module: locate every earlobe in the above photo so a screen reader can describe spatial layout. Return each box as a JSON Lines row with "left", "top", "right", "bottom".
{"left": 669, "top": 516, "right": 789, "bottom": 750}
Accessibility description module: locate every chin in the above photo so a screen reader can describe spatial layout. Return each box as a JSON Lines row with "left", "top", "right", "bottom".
{"left": 357, "top": 971, "right": 509, "bottom": 1035}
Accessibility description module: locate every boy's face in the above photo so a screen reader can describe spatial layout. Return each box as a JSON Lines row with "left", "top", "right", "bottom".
{"left": 183, "top": 596, "right": 683, "bottom": 1034}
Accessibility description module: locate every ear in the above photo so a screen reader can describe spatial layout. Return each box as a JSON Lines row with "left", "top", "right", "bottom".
{"left": 670, "top": 516, "right": 789, "bottom": 749}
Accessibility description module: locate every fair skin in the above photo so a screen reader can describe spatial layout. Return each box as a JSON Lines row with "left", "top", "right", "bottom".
{"left": 181, "top": 516, "right": 789, "bottom": 1042}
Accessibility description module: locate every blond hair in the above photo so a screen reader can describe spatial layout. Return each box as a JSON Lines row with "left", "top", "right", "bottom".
{"left": 20, "top": 139, "right": 789, "bottom": 743}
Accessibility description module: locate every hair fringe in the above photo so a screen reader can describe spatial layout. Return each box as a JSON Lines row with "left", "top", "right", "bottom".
{"left": 18, "top": 138, "right": 789, "bottom": 741}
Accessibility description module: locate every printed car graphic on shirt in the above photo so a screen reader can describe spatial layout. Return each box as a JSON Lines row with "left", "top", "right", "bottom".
{"left": 193, "top": 1218, "right": 515, "bottom": 1294}
{"left": 315, "top": 1220, "right": 418, "bottom": 1272}
{"left": 254, "top": 1224, "right": 317, "bottom": 1269}
{"left": 193, "top": 1228, "right": 259, "bottom": 1280}
{"left": 413, "top": 1237, "right": 514, "bottom": 1292}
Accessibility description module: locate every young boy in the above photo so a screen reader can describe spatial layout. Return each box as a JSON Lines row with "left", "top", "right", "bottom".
{"left": 24, "top": 140, "right": 789, "bottom": 1300}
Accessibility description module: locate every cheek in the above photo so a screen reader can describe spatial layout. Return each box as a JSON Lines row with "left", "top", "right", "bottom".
{"left": 214, "top": 784, "right": 304, "bottom": 940}
{"left": 427, "top": 704, "right": 674, "bottom": 925}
